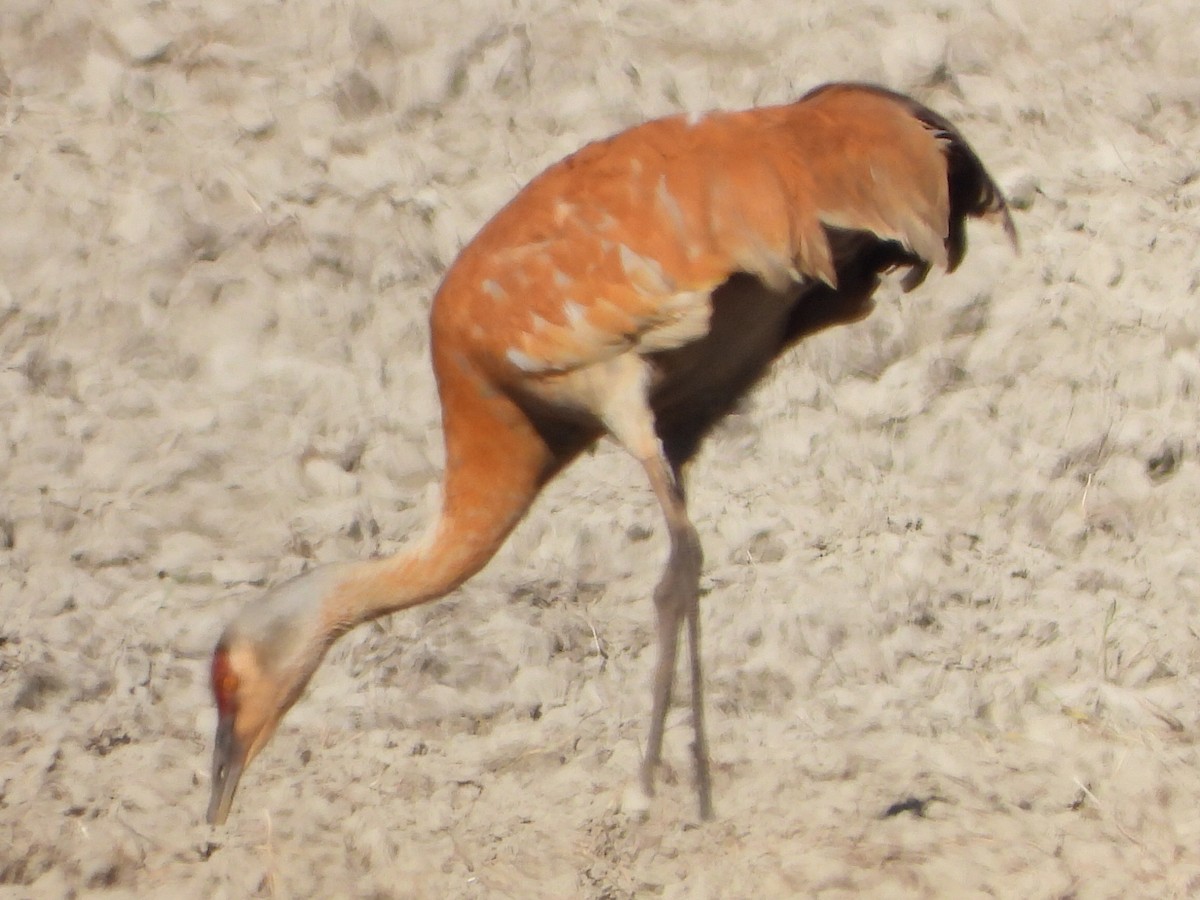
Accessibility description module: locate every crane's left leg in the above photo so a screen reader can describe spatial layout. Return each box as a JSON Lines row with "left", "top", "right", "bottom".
{"left": 679, "top": 469, "right": 712, "bottom": 820}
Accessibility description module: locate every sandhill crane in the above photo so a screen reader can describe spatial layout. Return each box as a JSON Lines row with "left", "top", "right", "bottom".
{"left": 206, "top": 82, "right": 1017, "bottom": 826}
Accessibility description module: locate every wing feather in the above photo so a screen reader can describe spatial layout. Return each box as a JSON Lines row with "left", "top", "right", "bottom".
{"left": 431, "top": 82, "right": 1012, "bottom": 381}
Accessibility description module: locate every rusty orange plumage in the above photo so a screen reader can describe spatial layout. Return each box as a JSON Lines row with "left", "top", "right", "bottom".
{"left": 206, "top": 82, "right": 1017, "bottom": 825}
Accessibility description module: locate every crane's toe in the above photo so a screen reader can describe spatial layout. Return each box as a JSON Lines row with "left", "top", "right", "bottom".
{"left": 619, "top": 781, "right": 653, "bottom": 821}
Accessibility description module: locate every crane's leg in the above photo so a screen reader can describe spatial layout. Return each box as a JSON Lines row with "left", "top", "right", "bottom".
{"left": 597, "top": 358, "right": 713, "bottom": 820}
{"left": 680, "top": 483, "right": 712, "bottom": 820}
{"left": 636, "top": 454, "right": 711, "bottom": 818}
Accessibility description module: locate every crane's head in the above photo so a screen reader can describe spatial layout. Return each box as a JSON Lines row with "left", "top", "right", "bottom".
{"left": 206, "top": 564, "right": 348, "bottom": 825}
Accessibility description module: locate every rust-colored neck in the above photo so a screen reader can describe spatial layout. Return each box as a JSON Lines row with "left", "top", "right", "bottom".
{"left": 322, "top": 351, "right": 561, "bottom": 635}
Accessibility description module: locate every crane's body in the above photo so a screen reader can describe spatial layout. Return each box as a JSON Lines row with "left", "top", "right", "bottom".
{"left": 206, "top": 83, "right": 1016, "bottom": 826}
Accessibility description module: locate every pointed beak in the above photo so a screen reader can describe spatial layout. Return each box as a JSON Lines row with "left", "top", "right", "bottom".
{"left": 207, "top": 712, "right": 247, "bottom": 825}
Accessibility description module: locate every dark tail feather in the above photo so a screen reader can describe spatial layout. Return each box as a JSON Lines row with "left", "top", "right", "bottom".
{"left": 802, "top": 82, "right": 1020, "bottom": 270}
{"left": 908, "top": 99, "right": 1019, "bottom": 270}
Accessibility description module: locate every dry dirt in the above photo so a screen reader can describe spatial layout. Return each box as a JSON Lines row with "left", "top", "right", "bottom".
{"left": 3, "top": 0, "right": 1200, "bottom": 897}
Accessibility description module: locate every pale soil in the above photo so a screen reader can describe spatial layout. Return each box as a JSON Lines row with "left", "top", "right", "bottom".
{"left": 2, "top": 0, "right": 1200, "bottom": 897}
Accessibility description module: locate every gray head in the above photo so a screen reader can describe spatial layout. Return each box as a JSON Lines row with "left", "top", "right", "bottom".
{"left": 206, "top": 563, "right": 351, "bottom": 825}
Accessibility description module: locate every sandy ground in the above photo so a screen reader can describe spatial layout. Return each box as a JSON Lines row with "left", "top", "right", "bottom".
{"left": 3, "top": 0, "right": 1200, "bottom": 896}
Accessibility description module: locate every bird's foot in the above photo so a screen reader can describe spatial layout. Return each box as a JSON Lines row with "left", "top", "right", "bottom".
{"left": 618, "top": 781, "right": 653, "bottom": 821}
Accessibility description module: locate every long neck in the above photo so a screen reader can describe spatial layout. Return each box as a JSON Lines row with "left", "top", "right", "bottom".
{"left": 321, "top": 359, "right": 565, "bottom": 634}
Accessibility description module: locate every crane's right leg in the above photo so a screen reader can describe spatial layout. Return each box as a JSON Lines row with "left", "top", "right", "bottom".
{"left": 637, "top": 454, "right": 710, "bottom": 819}
{"left": 596, "top": 357, "right": 712, "bottom": 820}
